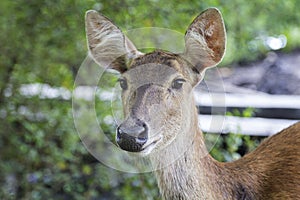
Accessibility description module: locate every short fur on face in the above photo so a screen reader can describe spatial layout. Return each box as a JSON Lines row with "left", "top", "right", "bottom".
{"left": 85, "top": 8, "right": 300, "bottom": 200}
{"left": 85, "top": 8, "right": 226, "bottom": 155}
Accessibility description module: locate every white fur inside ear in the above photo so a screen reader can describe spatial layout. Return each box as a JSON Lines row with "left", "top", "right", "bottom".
{"left": 184, "top": 31, "right": 214, "bottom": 68}
{"left": 125, "top": 36, "right": 144, "bottom": 59}
{"left": 85, "top": 11, "right": 143, "bottom": 70}
{"left": 187, "top": 31, "right": 207, "bottom": 47}
{"left": 183, "top": 8, "right": 226, "bottom": 72}
{"left": 205, "top": 24, "right": 215, "bottom": 37}
{"left": 86, "top": 12, "right": 126, "bottom": 68}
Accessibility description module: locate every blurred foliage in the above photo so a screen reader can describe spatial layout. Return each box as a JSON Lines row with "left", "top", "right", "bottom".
{"left": 207, "top": 108, "right": 265, "bottom": 162}
{"left": 0, "top": 0, "right": 298, "bottom": 199}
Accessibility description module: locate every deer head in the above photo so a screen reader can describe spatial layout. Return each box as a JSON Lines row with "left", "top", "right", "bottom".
{"left": 85, "top": 8, "right": 226, "bottom": 156}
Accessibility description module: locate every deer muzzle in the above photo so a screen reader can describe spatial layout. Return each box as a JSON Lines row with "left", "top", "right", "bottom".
{"left": 116, "top": 121, "right": 148, "bottom": 152}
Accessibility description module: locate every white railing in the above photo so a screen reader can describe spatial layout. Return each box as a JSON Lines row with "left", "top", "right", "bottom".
{"left": 18, "top": 84, "right": 300, "bottom": 136}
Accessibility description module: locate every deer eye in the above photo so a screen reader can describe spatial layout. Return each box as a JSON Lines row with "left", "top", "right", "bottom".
{"left": 171, "top": 78, "right": 186, "bottom": 89}
{"left": 119, "top": 78, "right": 128, "bottom": 90}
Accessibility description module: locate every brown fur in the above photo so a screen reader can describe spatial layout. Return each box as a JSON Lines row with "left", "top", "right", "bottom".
{"left": 227, "top": 122, "right": 300, "bottom": 199}
{"left": 155, "top": 119, "right": 300, "bottom": 200}
{"left": 85, "top": 8, "right": 300, "bottom": 200}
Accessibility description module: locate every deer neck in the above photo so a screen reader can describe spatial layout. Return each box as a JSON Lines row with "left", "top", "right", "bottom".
{"left": 151, "top": 107, "right": 228, "bottom": 199}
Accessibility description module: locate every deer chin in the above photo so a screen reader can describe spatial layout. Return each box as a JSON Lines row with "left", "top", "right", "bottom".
{"left": 139, "top": 135, "right": 163, "bottom": 156}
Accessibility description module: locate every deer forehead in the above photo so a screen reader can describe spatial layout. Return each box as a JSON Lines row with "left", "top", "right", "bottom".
{"left": 130, "top": 51, "right": 181, "bottom": 69}
{"left": 123, "top": 50, "right": 192, "bottom": 84}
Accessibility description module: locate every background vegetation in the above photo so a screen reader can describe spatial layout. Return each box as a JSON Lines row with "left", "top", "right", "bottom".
{"left": 1, "top": 0, "right": 299, "bottom": 199}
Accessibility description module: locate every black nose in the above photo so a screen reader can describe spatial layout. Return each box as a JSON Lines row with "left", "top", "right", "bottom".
{"left": 116, "top": 121, "right": 148, "bottom": 152}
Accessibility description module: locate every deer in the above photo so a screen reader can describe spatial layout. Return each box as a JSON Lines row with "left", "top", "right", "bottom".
{"left": 85, "top": 7, "right": 300, "bottom": 200}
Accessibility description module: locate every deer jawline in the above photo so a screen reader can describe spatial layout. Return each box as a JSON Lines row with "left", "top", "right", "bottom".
{"left": 139, "top": 135, "right": 163, "bottom": 156}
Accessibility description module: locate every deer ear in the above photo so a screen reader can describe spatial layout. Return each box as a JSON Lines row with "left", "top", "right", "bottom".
{"left": 85, "top": 10, "right": 142, "bottom": 73}
{"left": 183, "top": 8, "right": 226, "bottom": 74}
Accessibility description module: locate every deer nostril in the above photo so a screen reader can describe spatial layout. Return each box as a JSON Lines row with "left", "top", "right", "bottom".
{"left": 137, "top": 122, "right": 148, "bottom": 142}
{"left": 116, "top": 122, "right": 148, "bottom": 152}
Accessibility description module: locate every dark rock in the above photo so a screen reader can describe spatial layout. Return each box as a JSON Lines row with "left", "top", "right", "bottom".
{"left": 222, "top": 51, "right": 300, "bottom": 95}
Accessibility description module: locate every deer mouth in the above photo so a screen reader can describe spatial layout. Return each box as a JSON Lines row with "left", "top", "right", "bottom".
{"left": 140, "top": 135, "right": 162, "bottom": 156}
